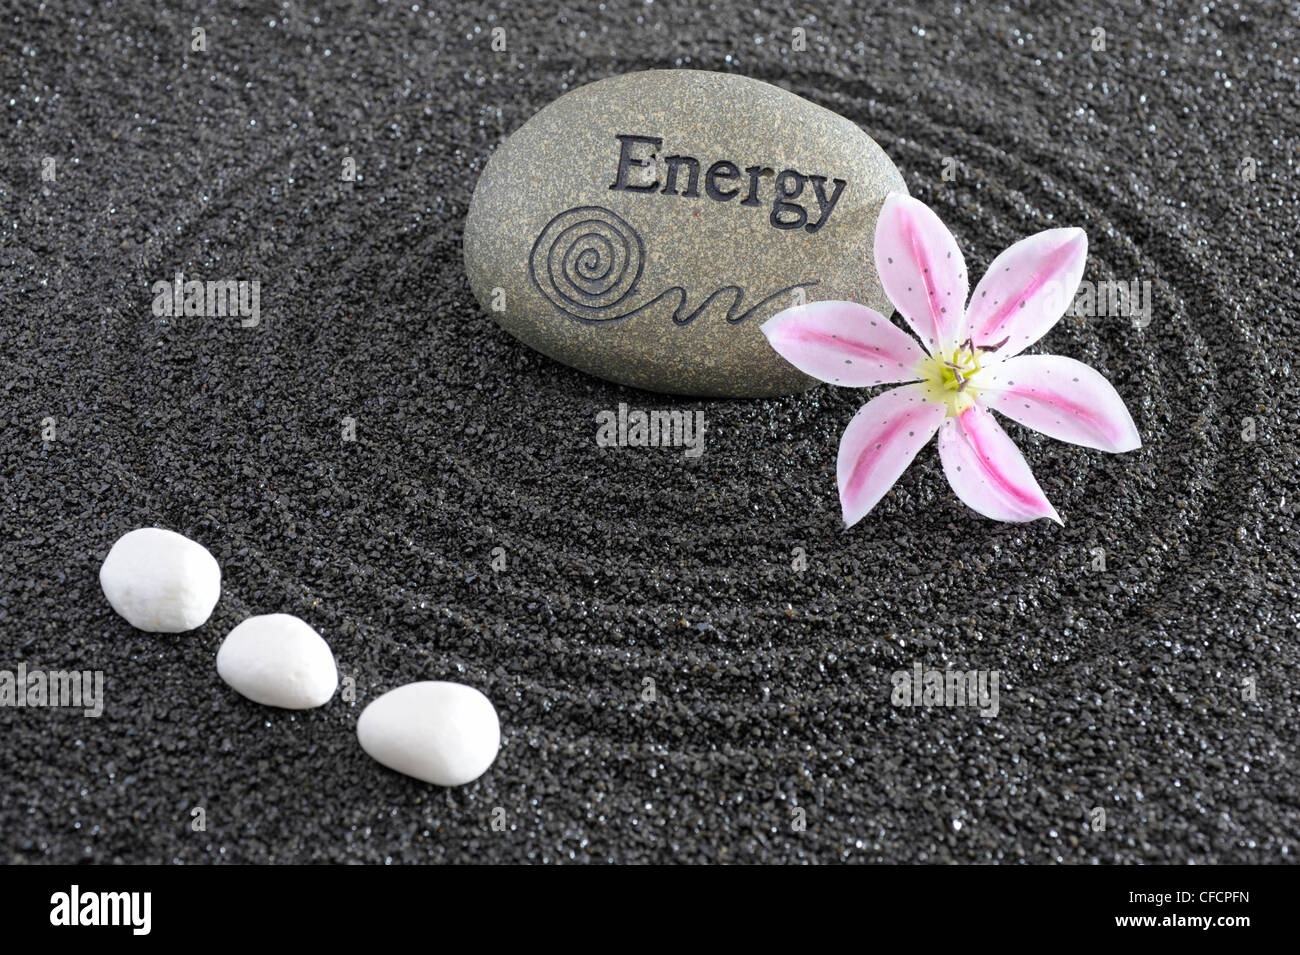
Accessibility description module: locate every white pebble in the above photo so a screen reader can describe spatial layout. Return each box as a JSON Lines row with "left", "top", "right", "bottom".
{"left": 357, "top": 681, "right": 500, "bottom": 787}
{"left": 217, "top": 614, "right": 338, "bottom": 709}
{"left": 99, "top": 527, "right": 221, "bottom": 633}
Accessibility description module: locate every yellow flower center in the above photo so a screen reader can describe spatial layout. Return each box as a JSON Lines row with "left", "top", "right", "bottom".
{"left": 922, "top": 341, "right": 985, "bottom": 416}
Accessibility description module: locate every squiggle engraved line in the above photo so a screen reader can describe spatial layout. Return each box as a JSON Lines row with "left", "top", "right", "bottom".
{"left": 528, "top": 205, "right": 820, "bottom": 327}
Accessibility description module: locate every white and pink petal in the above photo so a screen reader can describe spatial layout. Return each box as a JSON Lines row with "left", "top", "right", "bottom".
{"left": 760, "top": 300, "right": 928, "bottom": 387}
{"left": 937, "top": 404, "right": 1062, "bottom": 524}
{"left": 966, "top": 228, "right": 1087, "bottom": 359}
{"left": 873, "top": 193, "right": 969, "bottom": 356}
{"left": 837, "top": 382, "right": 946, "bottom": 527}
{"left": 979, "top": 354, "right": 1141, "bottom": 453}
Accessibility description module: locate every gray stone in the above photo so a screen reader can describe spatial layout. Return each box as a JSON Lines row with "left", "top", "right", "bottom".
{"left": 464, "top": 69, "right": 907, "bottom": 398}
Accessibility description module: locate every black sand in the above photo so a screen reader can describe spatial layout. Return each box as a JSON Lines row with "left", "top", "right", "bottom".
{"left": 2, "top": 1, "right": 1298, "bottom": 863}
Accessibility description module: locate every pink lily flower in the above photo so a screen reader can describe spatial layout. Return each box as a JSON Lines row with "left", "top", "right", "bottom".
{"left": 761, "top": 193, "right": 1141, "bottom": 527}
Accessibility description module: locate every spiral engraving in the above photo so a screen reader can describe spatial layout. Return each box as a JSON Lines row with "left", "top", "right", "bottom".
{"left": 528, "top": 204, "right": 819, "bottom": 326}
{"left": 529, "top": 206, "right": 645, "bottom": 322}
